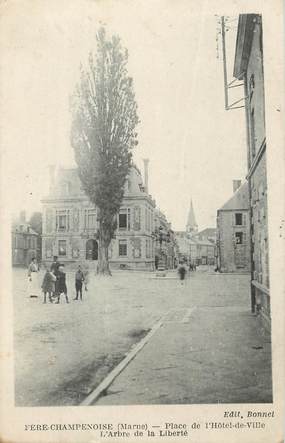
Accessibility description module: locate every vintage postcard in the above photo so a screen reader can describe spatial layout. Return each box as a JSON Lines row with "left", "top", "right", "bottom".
{"left": 0, "top": 0, "right": 284, "bottom": 442}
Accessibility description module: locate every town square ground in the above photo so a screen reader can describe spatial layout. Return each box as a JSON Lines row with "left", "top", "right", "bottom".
{"left": 13, "top": 267, "right": 272, "bottom": 406}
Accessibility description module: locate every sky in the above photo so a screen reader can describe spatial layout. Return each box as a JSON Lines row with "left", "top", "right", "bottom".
{"left": 1, "top": 0, "right": 248, "bottom": 231}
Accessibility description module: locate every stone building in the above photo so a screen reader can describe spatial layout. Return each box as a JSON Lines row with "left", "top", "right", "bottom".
{"left": 217, "top": 181, "right": 250, "bottom": 273}
{"left": 233, "top": 14, "right": 270, "bottom": 325}
{"left": 154, "top": 209, "right": 178, "bottom": 270}
{"left": 175, "top": 231, "right": 216, "bottom": 266}
{"left": 12, "top": 212, "right": 38, "bottom": 266}
{"left": 175, "top": 201, "right": 216, "bottom": 266}
{"left": 41, "top": 163, "right": 156, "bottom": 270}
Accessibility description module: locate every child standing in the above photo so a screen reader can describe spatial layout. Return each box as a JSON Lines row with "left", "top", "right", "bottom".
{"left": 41, "top": 267, "right": 56, "bottom": 303}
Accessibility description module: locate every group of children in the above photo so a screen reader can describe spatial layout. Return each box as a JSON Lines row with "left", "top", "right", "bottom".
{"left": 41, "top": 256, "right": 88, "bottom": 304}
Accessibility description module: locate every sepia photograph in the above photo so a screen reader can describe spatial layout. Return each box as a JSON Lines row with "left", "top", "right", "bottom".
{"left": 0, "top": 1, "right": 284, "bottom": 441}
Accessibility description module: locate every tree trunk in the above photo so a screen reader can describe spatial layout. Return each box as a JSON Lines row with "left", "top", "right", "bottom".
{"left": 97, "top": 222, "right": 112, "bottom": 275}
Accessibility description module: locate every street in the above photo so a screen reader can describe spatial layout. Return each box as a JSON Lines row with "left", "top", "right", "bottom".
{"left": 13, "top": 268, "right": 272, "bottom": 406}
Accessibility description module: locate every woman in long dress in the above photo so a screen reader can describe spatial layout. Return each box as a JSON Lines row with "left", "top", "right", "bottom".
{"left": 27, "top": 257, "right": 40, "bottom": 297}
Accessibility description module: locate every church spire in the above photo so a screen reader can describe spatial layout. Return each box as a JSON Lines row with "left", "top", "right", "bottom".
{"left": 186, "top": 199, "right": 198, "bottom": 236}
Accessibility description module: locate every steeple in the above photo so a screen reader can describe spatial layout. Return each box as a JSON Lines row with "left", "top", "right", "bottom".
{"left": 186, "top": 199, "right": 198, "bottom": 236}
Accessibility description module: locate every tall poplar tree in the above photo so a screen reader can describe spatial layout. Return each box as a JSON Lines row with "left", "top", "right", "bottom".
{"left": 70, "top": 28, "right": 139, "bottom": 274}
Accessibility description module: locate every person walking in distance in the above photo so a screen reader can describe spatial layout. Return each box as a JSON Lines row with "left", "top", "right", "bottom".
{"left": 55, "top": 264, "right": 69, "bottom": 304}
{"left": 74, "top": 265, "right": 85, "bottom": 301}
{"left": 178, "top": 260, "right": 187, "bottom": 285}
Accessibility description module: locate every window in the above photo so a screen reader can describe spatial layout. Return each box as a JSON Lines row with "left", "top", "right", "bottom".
{"left": 119, "top": 213, "right": 127, "bottom": 229}
{"left": 59, "top": 215, "right": 66, "bottom": 229}
{"left": 235, "top": 213, "right": 243, "bottom": 226}
{"left": 84, "top": 209, "right": 96, "bottom": 229}
{"left": 118, "top": 209, "right": 130, "bottom": 230}
{"left": 56, "top": 210, "right": 69, "bottom": 231}
{"left": 235, "top": 232, "right": 243, "bottom": 245}
{"left": 119, "top": 239, "right": 127, "bottom": 256}
{"left": 58, "top": 240, "right": 67, "bottom": 256}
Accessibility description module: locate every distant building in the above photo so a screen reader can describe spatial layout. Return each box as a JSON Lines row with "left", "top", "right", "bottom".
{"left": 175, "top": 231, "right": 190, "bottom": 262}
{"left": 174, "top": 201, "right": 216, "bottom": 266}
{"left": 154, "top": 209, "right": 178, "bottom": 270}
{"left": 217, "top": 181, "right": 250, "bottom": 273}
{"left": 195, "top": 228, "right": 217, "bottom": 244}
{"left": 175, "top": 231, "right": 215, "bottom": 266}
{"left": 194, "top": 238, "right": 216, "bottom": 266}
{"left": 12, "top": 211, "right": 38, "bottom": 266}
{"left": 186, "top": 199, "right": 198, "bottom": 236}
{"left": 41, "top": 163, "right": 156, "bottom": 270}
{"left": 233, "top": 14, "right": 270, "bottom": 325}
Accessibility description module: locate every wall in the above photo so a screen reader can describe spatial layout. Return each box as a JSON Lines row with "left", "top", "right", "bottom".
{"left": 217, "top": 210, "right": 250, "bottom": 273}
{"left": 244, "top": 18, "right": 270, "bottom": 322}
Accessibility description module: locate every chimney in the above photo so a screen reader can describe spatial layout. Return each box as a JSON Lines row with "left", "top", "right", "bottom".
{"left": 48, "top": 165, "right": 56, "bottom": 192}
{"left": 233, "top": 179, "right": 242, "bottom": 193}
{"left": 19, "top": 210, "right": 26, "bottom": 223}
{"left": 143, "top": 158, "right": 149, "bottom": 194}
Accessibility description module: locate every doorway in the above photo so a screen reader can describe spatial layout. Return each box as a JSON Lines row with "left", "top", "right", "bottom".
{"left": 86, "top": 239, "right": 98, "bottom": 260}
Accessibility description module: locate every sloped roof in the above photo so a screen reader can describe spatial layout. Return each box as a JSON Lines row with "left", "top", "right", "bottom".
{"left": 46, "top": 166, "right": 145, "bottom": 199}
{"left": 197, "top": 228, "right": 216, "bottom": 237}
{"left": 219, "top": 182, "right": 249, "bottom": 211}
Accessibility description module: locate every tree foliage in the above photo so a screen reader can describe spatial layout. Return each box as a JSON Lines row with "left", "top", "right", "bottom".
{"left": 70, "top": 28, "right": 139, "bottom": 274}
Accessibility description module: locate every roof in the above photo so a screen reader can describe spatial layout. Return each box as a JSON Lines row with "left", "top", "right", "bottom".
{"left": 175, "top": 234, "right": 215, "bottom": 252}
{"left": 197, "top": 228, "right": 216, "bottom": 237}
{"left": 126, "top": 166, "right": 144, "bottom": 195}
{"left": 195, "top": 239, "right": 215, "bottom": 247}
{"left": 233, "top": 14, "right": 259, "bottom": 79}
{"left": 45, "top": 165, "right": 148, "bottom": 200}
{"left": 218, "top": 182, "right": 249, "bottom": 211}
{"left": 12, "top": 223, "right": 38, "bottom": 236}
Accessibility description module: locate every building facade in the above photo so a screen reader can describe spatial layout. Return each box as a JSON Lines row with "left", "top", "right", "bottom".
{"left": 154, "top": 209, "right": 178, "bottom": 270}
{"left": 12, "top": 212, "right": 38, "bottom": 266}
{"left": 233, "top": 14, "right": 270, "bottom": 325}
{"left": 217, "top": 181, "right": 250, "bottom": 273}
{"left": 175, "top": 202, "right": 216, "bottom": 266}
{"left": 41, "top": 165, "right": 156, "bottom": 270}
